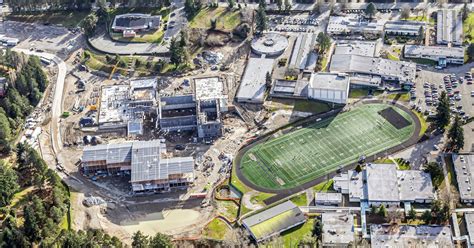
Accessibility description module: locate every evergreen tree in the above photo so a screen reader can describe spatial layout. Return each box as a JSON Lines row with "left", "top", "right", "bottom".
{"left": 276, "top": 0, "right": 283, "bottom": 11}
{"left": 435, "top": 91, "right": 450, "bottom": 130}
{"left": 149, "top": 233, "right": 173, "bottom": 248}
{"left": 258, "top": 0, "right": 266, "bottom": 9}
{"left": 0, "top": 111, "right": 11, "bottom": 154}
{"left": 0, "top": 160, "right": 19, "bottom": 207}
{"left": 184, "top": 0, "right": 196, "bottom": 18}
{"left": 421, "top": 210, "right": 432, "bottom": 223}
{"left": 132, "top": 231, "right": 149, "bottom": 248}
{"left": 265, "top": 72, "right": 272, "bottom": 88}
{"left": 256, "top": 6, "right": 267, "bottom": 33}
{"left": 448, "top": 115, "right": 464, "bottom": 152}
{"left": 408, "top": 207, "right": 416, "bottom": 219}
{"left": 169, "top": 37, "right": 184, "bottom": 67}
{"left": 378, "top": 205, "right": 387, "bottom": 218}
{"left": 364, "top": 2, "right": 377, "bottom": 19}
{"left": 227, "top": 0, "right": 235, "bottom": 9}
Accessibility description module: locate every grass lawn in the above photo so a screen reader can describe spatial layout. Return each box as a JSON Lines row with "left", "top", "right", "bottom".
{"left": 373, "top": 158, "right": 395, "bottom": 164}
{"left": 230, "top": 165, "right": 251, "bottom": 195}
{"left": 406, "top": 15, "right": 435, "bottom": 24}
{"left": 414, "top": 111, "right": 428, "bottom": 137}
{"left": 395, "top": 158, "right": 411, "bottom": 170}
{"left": 189, "top": 7, "right": 241, "bottom": 31}
{"left": 293, "top": 100, "right": 331, "bottom": 114}
{"left": 406, "top": 58, "right": 437, "bottom": 66}
{"left": 250, "top": 192, "right": 275, "bottom": 206}
{"left": 240, "top": 103, "right": 416, "bottom": 190}
{"left": 313, "top": 180, "right": 334, "bottom": 192}
{"left": 6, "top": 11, "right": 89, "bottom": 28}
{"left": 111, "top": 29, "right": 164, "bottom": 43}
{"left": 280, "top": 219, "right": 314, "bottom": 248}
{"left": 202, "top": 218, "right": 229, "bottom": 240}
{"left": 387, "top": 92, "right": 410, "bottom": 102}
{"left": 387, "top": 52, "right": 400, "bottom": 61}
{"left": 9, "top": 187, "right": 34, "bottom": 208}
{"left": 463, "top": 13, "right": 474, "bottom": 44}
{"left": 217, "top": 200, "right": 239, "bottom": 221}
{"left": 290, "top": 193, "right": 307, "bottom": 206}
{"left": 349, "top": 89, "right": 382, "bottom": 98}
{"left": 82, "top": 50, "right": 162, "bottom": 76}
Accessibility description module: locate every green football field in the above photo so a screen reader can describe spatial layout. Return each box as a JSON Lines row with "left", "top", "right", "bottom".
{"left": 239, "top": 103, "right": 416, "bottom": 190}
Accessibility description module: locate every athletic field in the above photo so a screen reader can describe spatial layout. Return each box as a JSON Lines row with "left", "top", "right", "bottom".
{"left": 239, "top": 103, "right": 416, "bottom": 191}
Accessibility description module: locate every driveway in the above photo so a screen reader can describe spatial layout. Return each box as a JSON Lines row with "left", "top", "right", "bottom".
{"left": 89, "top": 32, "right": 169, "bottom": 55}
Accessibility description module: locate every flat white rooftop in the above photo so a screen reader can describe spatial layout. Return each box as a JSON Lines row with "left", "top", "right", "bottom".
{"left": 322, "top": 213, "right": 354, "bottom": 246}
{"left": 404, "top": 45, "right": 465, "bottom": 59}
{"left": 334, "top": 40, "right": 378, "bottom": 57}
{"left": 370, "top": 224, "right": 454, "bottom": 248}
{"left": 309, "top": 73, "right": 350, "bottom": 92}
{"left": 236, "top": 57, "right": 274, "bottom": 103}
{"left": 453, "top": 154, "right": 474, "bottom": 202}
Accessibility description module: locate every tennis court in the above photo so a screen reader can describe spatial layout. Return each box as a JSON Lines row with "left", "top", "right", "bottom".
{"left": 239, "top": 103, "right": 416, "bottom": 191}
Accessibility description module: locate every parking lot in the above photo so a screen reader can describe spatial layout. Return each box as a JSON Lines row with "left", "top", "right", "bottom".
{"left": 268, "top": 14, "right": 326, "bottom": 34}
{"left": 412, "top": 68, "right": 474, "bottom": 121}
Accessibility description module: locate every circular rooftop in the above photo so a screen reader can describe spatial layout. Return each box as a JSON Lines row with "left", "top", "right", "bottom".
{"left": 251, "top": 33, "right": 289, "bottom": 57}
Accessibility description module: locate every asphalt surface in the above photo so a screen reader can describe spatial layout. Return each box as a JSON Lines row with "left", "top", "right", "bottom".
{"left": 13, "top": 48, "right": 66, "bottom": 156}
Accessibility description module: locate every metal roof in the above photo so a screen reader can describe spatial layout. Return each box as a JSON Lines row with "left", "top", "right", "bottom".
{"left": 130, "top": 141, "right": 194, "bottom": 183}
{"left": 242, "top": 201, "right": 298, "bottom": 227}
{"left": 82, "top": 140, "right": 194, "bottom": 182}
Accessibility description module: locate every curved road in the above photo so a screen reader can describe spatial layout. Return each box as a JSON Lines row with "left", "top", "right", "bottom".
{"left": 13, "top": 48, "right": 65, "bottom": 156}
{"left": 89, "top": 33, "right": 169, "bottom": 55}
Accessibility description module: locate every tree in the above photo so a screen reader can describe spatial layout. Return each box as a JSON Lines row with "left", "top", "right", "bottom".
{"left": 312, "top": 218, "right": 323, "bottom": 239}
{"left": 256, "top": 6, "right": 267, "bottom": 33}
{"left": 265, "top": 72, "right": 272, "bottom": 88}
{"left": 0, "top": 111, "right": 11, "bottom": 154}
{"left": 284, "top": 0, "right": 291, "bottom": 11}
{"left": 371, "top": 205, "right": 377, "bottom": 215}
{"left": 467, "top": 43, "right": 474, "bottom": 62}
{"left": 364, "top": 2, "right": 377, "bottom": 20}
{"left": 276, "top": 0, "right": 283, "bottom": 11}
{"left": 149, "top": 233, "right": 172, "bottom": 248}
{"left": 448, "top": 115, "right": 464, "bottom": 152}
{"left": 184, "top": 0, "right": 197, "bottom": 18}
{"left": 462, "top": 3, "right": 469, "bottom": 21}
{"left": 316, "top": 32, "right": 331, "bottom": 53}
{"left": 0, "top": 161, "right": 19, "bottom": 207}
{"left": 81, "top": 13, "right": 98, "bottom": 37}
{"left": 179, "top": 30, "right": 187, "bottom": 48}
{"left": 417, "top": 26, "right": 424, "bottom": 44}
{"left": 400, "top": 5, "right": 411, "bottom": 20}
{"left": 312, "top": 2, "right": 321, "bottom": 14}
{"left": 435, "top": 91, "right": 450, "bottom": 130}
{"left": 132, "top": 231, "right": 149, "bottom": 248}
{"left": 378, "top": 205, "right": 387, "bottom": 218}
{"left": 169, "top": 37, "right": 184, "bottom": 67}
{"left": 424, "top": 162, "right": 443, "bottom": 182}
{"left": 210, "top": 19, "right": 217, "bottom": 30}
{"left": 258, "top": 0, "right": 266, "bottom": 9}
{"left": 421, "top": 210, "right": 432, "bottom": 223}
{"left": 227, "top": 0, "right": 235, "bottom": 9}
{"left": 408, "top": 207, "right": 416, "bottom": 219}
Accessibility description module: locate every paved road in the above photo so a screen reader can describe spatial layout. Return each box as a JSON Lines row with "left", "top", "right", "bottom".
{"left": 89, "top": 33, "right": 169, "bottom": 55}
{"left": 13, "top": 48, "right": 66, "bottom": 156}
{"left": 392, "top": 134, "right": 443, "bottom": 169}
